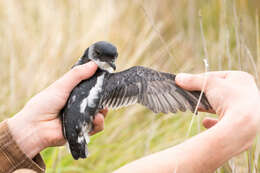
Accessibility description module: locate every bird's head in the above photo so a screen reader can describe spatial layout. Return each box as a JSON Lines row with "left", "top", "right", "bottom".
{"left": 82, "top": 41, "right": 118, "bottom": 72}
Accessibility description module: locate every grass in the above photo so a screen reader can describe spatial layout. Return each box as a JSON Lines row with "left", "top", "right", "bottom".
{"left": 0, "top": 0, "right": 260, "bottom": 172}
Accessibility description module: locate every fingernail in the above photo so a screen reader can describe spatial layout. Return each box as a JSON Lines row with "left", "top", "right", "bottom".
{"left": 176, "top": 73, "right": 192, "bottom": 84}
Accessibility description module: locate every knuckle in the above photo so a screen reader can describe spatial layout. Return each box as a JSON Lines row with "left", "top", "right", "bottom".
{"left": 199, "top": 75, "right": 211, "bottom": 89}
{"left": 71, "top": 66, "right": 84, "bottom": 80}
{"left": 205, "top": 76, "right": 219, "bottom": 91}
{"left": 183, "top": 75, "right": 194, "bottom": 84}
{"left": 240, "top": 71, "right": 254, "bottom": 80}
{"left": 71, "top": 66, "right": 82, "bottom": 74}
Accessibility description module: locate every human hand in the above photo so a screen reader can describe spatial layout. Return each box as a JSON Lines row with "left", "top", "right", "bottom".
{"left": 7, "top": 61, "right": 107, "bottom": 158}
{"left": 115, "top": 71, "right": 260, "bottom": 173}
{"left": 176, "top": 71, "right": 260, "bottom": 146}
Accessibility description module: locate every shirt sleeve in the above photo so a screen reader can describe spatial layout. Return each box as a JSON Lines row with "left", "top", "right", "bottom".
{"left": 0, "top": 120, "right": 45, "bottom": 173}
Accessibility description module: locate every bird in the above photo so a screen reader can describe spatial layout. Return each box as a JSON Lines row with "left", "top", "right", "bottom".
{"left": 61, "top": 41, "right": 211, "bottom": 160}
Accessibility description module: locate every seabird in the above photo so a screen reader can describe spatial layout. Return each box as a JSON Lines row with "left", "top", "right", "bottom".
{"left": 61, "top": 41, "right": 211, "bottom": 160}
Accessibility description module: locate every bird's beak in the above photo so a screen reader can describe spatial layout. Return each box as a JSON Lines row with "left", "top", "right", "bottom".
{"left": 108, "top": 62, "right": 116, "bottom": 71}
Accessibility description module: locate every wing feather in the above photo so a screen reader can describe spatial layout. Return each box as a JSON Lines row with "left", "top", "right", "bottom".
{"left": 111, "top": 86, "right": 121, "bottom": 108}
{"left": 114, "top": 87, "right": 123, "bottom": 108}
{"left": 100, "top": 66, "right": 211, "bottom": 113}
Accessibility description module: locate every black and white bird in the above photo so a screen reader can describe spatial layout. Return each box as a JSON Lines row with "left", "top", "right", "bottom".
{"left": 61, "top": 41, "right": 211, "bottom": 160}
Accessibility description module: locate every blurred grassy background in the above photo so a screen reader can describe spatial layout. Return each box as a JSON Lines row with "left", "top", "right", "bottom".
{"left": 0, "top": 0, "right": 260, "bottom": 172}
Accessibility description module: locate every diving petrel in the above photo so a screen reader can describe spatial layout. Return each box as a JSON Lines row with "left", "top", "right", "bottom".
{"left": 61, "top": 41, "right": 211, "bottom": 160}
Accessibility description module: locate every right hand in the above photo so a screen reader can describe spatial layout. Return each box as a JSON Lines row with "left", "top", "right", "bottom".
{"left": 176, "top": 71, "right": 260, "bottom": 133}
{"left": 115, "top": 71, "right": 260, "bottom": 173}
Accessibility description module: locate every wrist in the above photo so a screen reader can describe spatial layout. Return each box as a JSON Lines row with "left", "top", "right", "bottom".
{"left": 7, "top": 111, "right": 46, "bottom": 159}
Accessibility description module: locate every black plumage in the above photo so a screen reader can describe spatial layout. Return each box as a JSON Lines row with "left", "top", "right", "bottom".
{"left": 61, "top": 41, "right": 211, "bottom": 160}
{"left": 101, "top": 66, "right": 211, "bottom": 113}
{"left": 62, "top": 69, "right": 104, "bottom": 159}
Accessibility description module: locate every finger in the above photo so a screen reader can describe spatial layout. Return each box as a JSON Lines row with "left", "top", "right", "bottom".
{"left": 176, "top": 72, "right": 225, "bottom": 91}
{"left": 176, "top": 73, "right": 208, "bottom": 91}
{"left": 202, "top": 117, "right": 218, "bottom": 129}
{"left": 99, "top": 108, "right": 108, "bottom": 118}
{"left": 199, "top": 71, "right": 229, "bottom": 79}
{"left": 49, "top": 61, "right": 98, "bottom": 93}
{"left": 89, "top": 113, "right": 104, "bottom": 135}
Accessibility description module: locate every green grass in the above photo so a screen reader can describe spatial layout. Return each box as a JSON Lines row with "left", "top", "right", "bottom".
{"left": 0, "top": 0, "right": 260, "bottom": 172}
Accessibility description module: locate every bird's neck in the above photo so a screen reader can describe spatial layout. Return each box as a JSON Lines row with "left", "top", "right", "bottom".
{"left": 76, "top": 58, "right": 91, "bottom": 66}
{"left": 72, "top": 48, "right": 91, "bottom": 68}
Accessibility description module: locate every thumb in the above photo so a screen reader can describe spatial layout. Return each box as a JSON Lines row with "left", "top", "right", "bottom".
{"left": 175, "top": 73, "right": 207, "bottom": 91}
{"left": 49, "top": 61, "right": 98, "bottom": 93}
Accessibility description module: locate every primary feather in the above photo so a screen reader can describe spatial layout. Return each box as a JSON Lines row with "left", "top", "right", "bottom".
{"left": 100, "top": 66, "right": 211, "bottom": 113}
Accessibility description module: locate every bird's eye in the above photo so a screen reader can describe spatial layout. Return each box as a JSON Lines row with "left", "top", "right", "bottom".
{"left": 96, "top": 51, "right": 101, "bottom": 55}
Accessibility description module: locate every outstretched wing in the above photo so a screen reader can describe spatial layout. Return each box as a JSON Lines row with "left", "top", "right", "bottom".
{"left": 100, "top": 66, "right": 211, "bottom": 113}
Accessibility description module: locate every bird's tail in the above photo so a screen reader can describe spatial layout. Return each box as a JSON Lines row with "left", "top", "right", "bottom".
{"left": 67, "top": 132, "right": 90, "bottom": 160}
{"left": 62, "top": 115, "right": 91, "bottom": 160}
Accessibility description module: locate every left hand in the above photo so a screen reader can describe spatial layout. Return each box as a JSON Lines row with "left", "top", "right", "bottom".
{"left": 7, "top": 61, "right": 107, "bottom": 158}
